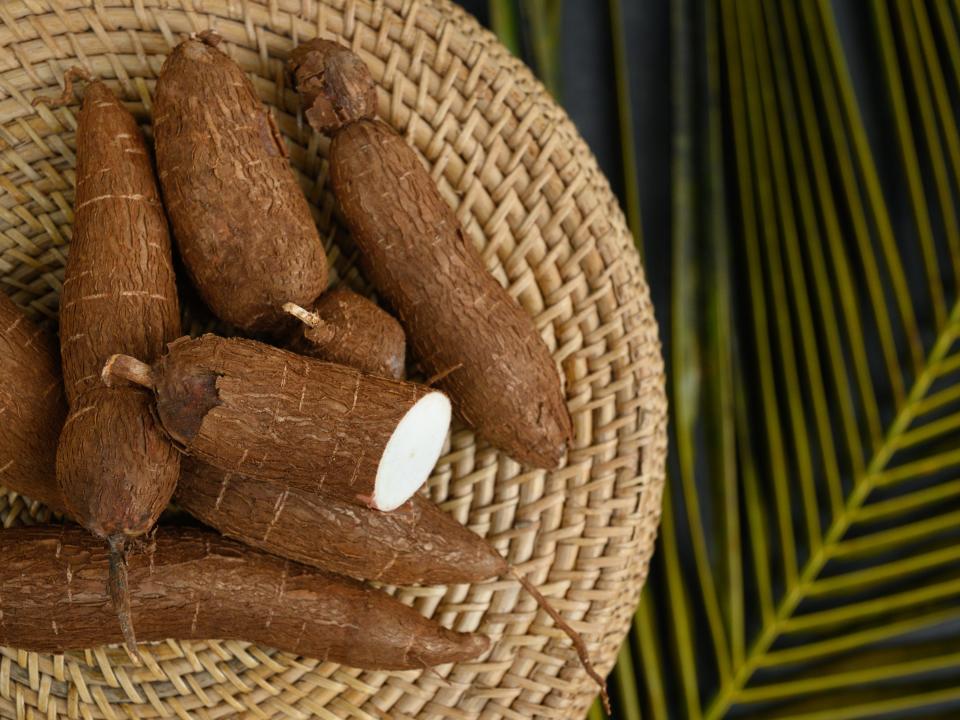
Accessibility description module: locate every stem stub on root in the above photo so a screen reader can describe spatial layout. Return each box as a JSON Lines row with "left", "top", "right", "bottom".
{"left": 196, "top": 30, "right": 223, "bottom": 47}
{"left": 102, "top": 354, "right": 155, "bottom": 390}
{"left": 283, "top": 301, "right": 321, "bottom": 329}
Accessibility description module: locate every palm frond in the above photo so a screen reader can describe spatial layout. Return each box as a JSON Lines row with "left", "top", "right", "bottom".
{"left": 520, "top": 0, "right": 564, "bottom": 99}
{"left": 634, "top": 590, "right": 669, "bottom": 720}
{"left": 613, "top": 640, "right": 643, "bottom": 720}
{"left": 488, "top": 0, "right": 522, "bottom": 57}
{"left": 636, "top": 0, "right": 960, "bottom": 716}
{"left": 610, "top": 0, "right": 642, "bottom": 244}
{"left": 587, "top": 698, "right": 606, "bottom": 720}
{"left": 488, "top": 0, "right": 562, "bottom": 98}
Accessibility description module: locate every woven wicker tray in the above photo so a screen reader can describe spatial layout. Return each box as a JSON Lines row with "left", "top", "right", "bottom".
{"left": 0, "top": 1, "right": 666, "bottom": 717}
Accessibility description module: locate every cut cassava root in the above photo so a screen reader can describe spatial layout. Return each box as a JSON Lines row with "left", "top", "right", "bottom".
{"left": 287, "top": 40, "right": 572, "bottom": 469}
{"left": 283, "top": 288, "right": 406, "bottom": 379}
{"left": 0, "top": 317, "right": 495, "bottom": 662}
{"left": 0, "top": 294, "right": 67, "bottom": 514}
{"left": 154, "top": 31, "right": 328, "bottom": 335}
{"left": 170, "top": 337, "right": 607, "bottom": 709}
{"left": 40, "top": 74, "right": 182, "bottom": 656}
{"left": 104, "top": 334, "right": 451, "bottom": 511}
{"left": 0, "top": 525, "right": 489, "bottom": 669}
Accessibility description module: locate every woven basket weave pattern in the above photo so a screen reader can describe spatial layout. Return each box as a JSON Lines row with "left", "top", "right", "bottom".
{"left": 0, "top": 1, "right": 666, "bottom": 717}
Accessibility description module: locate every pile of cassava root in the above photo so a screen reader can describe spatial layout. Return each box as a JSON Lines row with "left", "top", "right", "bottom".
{"left": 2, "top": 32, "right": 608, "bottom": 709}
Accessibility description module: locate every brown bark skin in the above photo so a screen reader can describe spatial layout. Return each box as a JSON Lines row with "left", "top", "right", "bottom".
{"left": 332, "top": 119, "right": 571, "bottom": 469}
{"left": 177, "top": 458, "right": 506, "bottom": 585}
{"left": 57, "top": 388, "right": 178, "bottom": 538}
{"left": 286, "top": 289, "right": 406, "bottom": 379}
{"left": 58, "top": 80, "right": 180, "bottom": 405}
{"left": 0, "top": 525, "right": 489, "bottom": 668}
{"left": 0, "top": 295, "right": 68, "bottom": 512}
{"left": 55, "top": 79, "right": 180, "bottom": 541}
{"left": 288, "top": 41, "right": 572, "bottom": 469}
{"left": 154, "top": 33, "right": 328, "bottom": 335}
{"left": 111, "top": 334, "right": 446, "bottom": 508}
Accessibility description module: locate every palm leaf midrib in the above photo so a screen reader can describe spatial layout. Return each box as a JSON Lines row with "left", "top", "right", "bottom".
{"left": 704, "top": 299, "right": 960, "bottom": 720}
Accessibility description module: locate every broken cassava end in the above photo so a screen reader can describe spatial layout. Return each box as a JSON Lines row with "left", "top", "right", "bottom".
{"left": 102, "top": 354, "right": 154, "bottom": 390}
{"left": 373, "top": 391, "right": 451, "bottom": 510}
{"left": 287, "top": 39, "right": 377, "bottom": 133}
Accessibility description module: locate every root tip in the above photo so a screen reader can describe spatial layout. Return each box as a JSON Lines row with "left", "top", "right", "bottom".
{"left": 126, "top": 644, "right": 144, "bottom": 667}
{"left": 600, "top": 687, "right": 612, "bottom": 716}
{"left": 511, "top": 567, "right": 608, "bottom": 709}
{"left": 108, "top": 536, "right": 139, "bottom": 661}
{"left": 32, "top": 66, "right": 92, "bottom": 108}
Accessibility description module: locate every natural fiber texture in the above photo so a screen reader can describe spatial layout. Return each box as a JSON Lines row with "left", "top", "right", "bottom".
{"left": 0, "top": 1, "right": 666, "bottom": 718}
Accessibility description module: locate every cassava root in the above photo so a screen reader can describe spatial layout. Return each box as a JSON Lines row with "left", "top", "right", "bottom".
{"left": 0, "top": 294, "right": 67, "bottom": 514}
{"left": 176, "top": 457, "right": 507, "bottom": 585}
{"left": 104, "top": 334, "right": 451, "bottom": 511}
{"left": 40, "top": 73, "right": 181, "bottom": 657}
{"left": 0, "top": 525, "right": 489, "bottom": 669}
{"left": 153, "top": 32, "right": 328, "bottom": 335}
{"left": 287, "top": 39, "right": 572, "bottom": 469}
